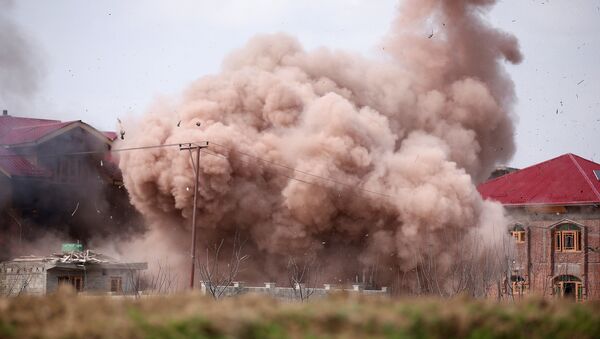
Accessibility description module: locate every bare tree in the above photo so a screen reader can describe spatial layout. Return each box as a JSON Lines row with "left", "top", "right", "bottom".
{"left": 287, "top": 256, "right": 320, "bottom": 302}
{"left": 197, "top": 231, "right": 248, "bottom": 300}
{"left": 127, "top": 259, "right": 180, "bottom": 297}
{"left": 1, "top": 267, "right": 36, "bottom": 297}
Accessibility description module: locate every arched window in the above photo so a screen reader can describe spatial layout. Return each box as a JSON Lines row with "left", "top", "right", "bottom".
{"left": 554, "top": 224, "right": 582, "bottom": 252}
{"left": 553, "top": 275, "right": 583, "bottom": 301}
{"left": 511, "top": 224, "right": 526, "bottom": 243}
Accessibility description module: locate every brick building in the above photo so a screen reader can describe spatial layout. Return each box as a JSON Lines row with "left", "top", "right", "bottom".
{"left": 478, "top": 153, "right": 600, "bottom": 301}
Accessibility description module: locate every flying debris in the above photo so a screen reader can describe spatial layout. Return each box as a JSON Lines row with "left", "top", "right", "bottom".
{"left": 117, "top": 118, "right": 125, "bottom": 139}
{"left": 428, "top": 30, "right": 434, "bottom": 39}
{"left": 196, "top": 121, "right": 201, "bottom": 127}
{"left": 177, "top": 120, "right": 181, "bottom": 127}
{"left": 577, "top": 80, "right": 585, "bottom": 85}
{"left": 71, "top": 202, "right": 80, "bottom": 217}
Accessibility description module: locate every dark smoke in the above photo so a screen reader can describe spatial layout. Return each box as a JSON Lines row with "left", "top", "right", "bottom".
{"left": 118, "top": 0, "right": 522, "bottom": 292}
{"left": 0, "top": 0, "right": 45, "bottom": 111}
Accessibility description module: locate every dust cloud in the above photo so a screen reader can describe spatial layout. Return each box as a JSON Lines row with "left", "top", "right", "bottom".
{"left": 118, "top": 0, "right": 521, "bottom": 292}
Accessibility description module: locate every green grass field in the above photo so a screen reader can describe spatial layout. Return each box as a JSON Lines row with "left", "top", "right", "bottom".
{"left": 1, "top": 289, "right": 599, "bottom": 339}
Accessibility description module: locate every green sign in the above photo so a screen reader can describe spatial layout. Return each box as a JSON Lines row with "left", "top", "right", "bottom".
{"left": 62, "top": 243, "right": 83, "bottom": 253}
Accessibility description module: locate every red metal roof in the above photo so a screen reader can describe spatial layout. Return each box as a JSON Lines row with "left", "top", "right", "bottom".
{"left": 0, "top": 116, "right": 61, "bottom": 137}
{"left": 0, "top": 147, "right": 51, "bottom": 178}
{"left": 0, "top": 121, "right": 77, "bottom": 145}
{"left": 103, "top": 131, "right": 118, "bottom": 141}
{"left": 477, "top": 153, "right": 600, "bottom": 206}
{"left": 0, "top": 115, "right": 117, "bottom": 178}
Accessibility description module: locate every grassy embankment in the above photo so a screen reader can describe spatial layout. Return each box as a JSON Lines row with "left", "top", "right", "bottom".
{"left": 1, "top": 289, "right": 599, "bottom": 338}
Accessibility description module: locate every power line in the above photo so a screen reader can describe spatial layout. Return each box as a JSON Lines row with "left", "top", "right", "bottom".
{"left": 201, "top": 148, "right": 394, "bottom": 200}
{"left": 0, "top": 139, "right": 395, "bottom": 199}
{"left": 0, "top": 141, "right": 206, "bottom": 159}
{"left": 208, "top": 142, "right": 394, "bottom": 199}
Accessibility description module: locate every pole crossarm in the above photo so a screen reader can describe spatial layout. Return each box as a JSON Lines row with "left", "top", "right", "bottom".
{"left": 178, "top": 141, "right": 209, "bottom": 151}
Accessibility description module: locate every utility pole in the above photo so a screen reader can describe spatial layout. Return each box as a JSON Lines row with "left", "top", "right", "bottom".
{"left": 179, "top": 141, "right": 209, "bottom": 289}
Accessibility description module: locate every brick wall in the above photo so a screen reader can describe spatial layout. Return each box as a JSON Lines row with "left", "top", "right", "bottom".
{"left": 509, "top": 207, "right": 600, "bottom": 300}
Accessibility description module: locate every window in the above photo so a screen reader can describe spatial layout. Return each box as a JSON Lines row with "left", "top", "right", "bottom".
{"left": 110, "top": 277, "right": 122, "bottom": 293}
{"left": 510, "top": 276, "right": 527, "bottom": 296}
{"left": 511, "top": 224, "right": 526, "bottom": 243}
{"left": 554, "top": 224, "right": 582, "bottom": 252}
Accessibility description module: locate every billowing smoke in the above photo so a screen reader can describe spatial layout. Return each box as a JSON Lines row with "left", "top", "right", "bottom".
{"left": 0, "top": 0, "right": 45, "bottom": 111}
{"left": 118, "top": 0, "right": 521, "bottom": 292}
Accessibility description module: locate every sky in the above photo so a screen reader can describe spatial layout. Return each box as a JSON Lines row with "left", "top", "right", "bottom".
{"left": 3, "top": 0, "right": 600, "bottom": 168}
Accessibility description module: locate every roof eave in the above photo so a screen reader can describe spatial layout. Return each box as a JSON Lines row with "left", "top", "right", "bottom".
{"left": 3, "top": 121, "right": 114, "bottom": 148}
{"left": 501, "top": 201, "right": 600, "bottom": 208}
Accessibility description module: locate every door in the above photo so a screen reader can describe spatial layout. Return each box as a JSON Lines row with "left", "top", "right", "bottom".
{"left": 57, "top": 275, "right": 84, "bottom": 292}
{"left": 554, "top": 280, "right": 583, "bottom": 302}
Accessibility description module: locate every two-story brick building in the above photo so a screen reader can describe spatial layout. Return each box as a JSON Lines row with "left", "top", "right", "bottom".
{"left": 478, "top": 153, "right": 600, "bottom": 301}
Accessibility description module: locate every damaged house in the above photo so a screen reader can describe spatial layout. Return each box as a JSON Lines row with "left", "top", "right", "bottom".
{"left": 478, "top": 153, "right": 600, "bottom": 301}
{"left": 0, "top": 244, "right": 147, "bottom": 296}
{"left": 0, "top": 110, "right": 142, "bottom": 260}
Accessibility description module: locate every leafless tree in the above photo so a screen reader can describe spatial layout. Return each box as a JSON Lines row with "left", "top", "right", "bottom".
{"left": 390, "top": 228, "right": 513, "bottom": 299}
{"left": 287, "top": 256, "right": 320, "bottom": 302}
{"left": 197, "top": 231, "right": 248, "bottom": 300}
{"left": 1, "top": 267, "right": 36, "bottom": 297}
{"left": 127, "top": 259, "right": 180, "bottom": 297}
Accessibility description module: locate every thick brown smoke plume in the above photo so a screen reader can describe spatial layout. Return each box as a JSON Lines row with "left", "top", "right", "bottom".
{"left": 118, "top": 0, "right": 521, "bottom": 291}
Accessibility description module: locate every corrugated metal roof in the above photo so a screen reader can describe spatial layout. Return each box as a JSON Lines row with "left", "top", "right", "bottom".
{"left": 0, "top": 115, "right": 117, "bottom": 178}
{"left": 103, "top": 131, "right": 118, "bottom": 141}
{"left": 0, "top": 121, "right": 77, "bottom": 145}
{"left": 0, "top": 116, "right": 61, "bottom": 137}
{"left": 477, "top": 153, "right": 600, "bottom": 206}
{"left": 0, "top": 147, "right": 51, "bottom": 177}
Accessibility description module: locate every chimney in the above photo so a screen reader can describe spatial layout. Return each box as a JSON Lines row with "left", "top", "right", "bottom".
{"left": 2, "top": 109, "right": 7, "bottom": 116}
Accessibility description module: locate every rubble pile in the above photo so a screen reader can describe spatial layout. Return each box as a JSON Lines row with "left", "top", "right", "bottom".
{"left": 51, "top": 250, "right": 114, "bottom": 264}
{"left": 12, "top": 250, "right": 118, "bottom": 264}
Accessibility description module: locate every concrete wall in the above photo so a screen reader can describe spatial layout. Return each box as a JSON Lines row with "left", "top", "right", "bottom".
{"left": 46, "top": 267, "right": 139, "bottom": 295}
{"left": 200, "top": 282, "right": 389, "bottom": 301}
{"left": 0, "top": 262, "right": 47, "bottom": 296}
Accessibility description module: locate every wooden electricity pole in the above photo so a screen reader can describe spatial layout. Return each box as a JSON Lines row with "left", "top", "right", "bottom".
{"left": 179, "top": 141, "right": 209, "bottom": 289}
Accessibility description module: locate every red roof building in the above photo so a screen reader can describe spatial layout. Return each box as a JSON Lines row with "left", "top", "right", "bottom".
{"left": 1, "top": 111, "right": 138, "bottom": 261}
{"left": 478, "top": 153, "right": 600, "bottom": 206}
{"left": 477, "top": 154, "right": 600, "bottom": 301}
{"left": 0, "top": 113, "right": 116, "bottom": 178}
